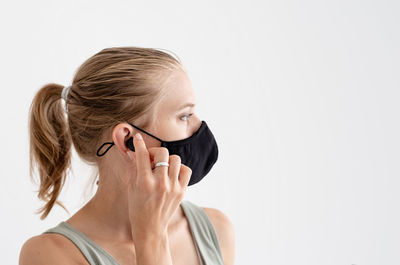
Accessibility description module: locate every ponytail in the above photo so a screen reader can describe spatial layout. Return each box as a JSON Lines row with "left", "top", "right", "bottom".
{"left": 28, "top": 83, "right": 72, "bottom": 220}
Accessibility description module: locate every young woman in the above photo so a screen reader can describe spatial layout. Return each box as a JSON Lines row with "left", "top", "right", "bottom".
{"left": 19, "top": 47, "right": 235, "bottom": 265}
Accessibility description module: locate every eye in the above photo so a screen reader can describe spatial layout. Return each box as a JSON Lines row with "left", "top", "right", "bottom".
{"left": 180, "top": 113, "right": 193, "bottom": 121}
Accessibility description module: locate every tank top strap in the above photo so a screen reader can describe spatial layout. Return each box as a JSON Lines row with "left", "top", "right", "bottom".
{"left": 42, "top": 222, "right": 121, "bottom": 265}
{"left": 180, "top": 200, "right": 224, "bottom": 265}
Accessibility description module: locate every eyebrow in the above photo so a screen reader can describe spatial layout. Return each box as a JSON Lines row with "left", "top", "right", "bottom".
{"left": 178, "top": 102, "right": 196, "bottom": 110}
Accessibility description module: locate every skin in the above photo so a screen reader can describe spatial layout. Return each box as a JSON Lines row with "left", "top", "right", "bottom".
{"left": 19, "top": 69, "right": 235, "bottom": 265}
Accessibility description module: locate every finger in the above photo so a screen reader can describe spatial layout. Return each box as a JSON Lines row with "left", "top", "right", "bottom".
{"left": 178, "top": 164, "right": 192, "bottom": 188}
{"left": 150, "top": 147, "right": 169, "bottom": 177}
{"left": 133, "top": 133, "right": 152, "bottom": 176}
{"left": 168, "top": 155, "right": 181, "bottom": 185}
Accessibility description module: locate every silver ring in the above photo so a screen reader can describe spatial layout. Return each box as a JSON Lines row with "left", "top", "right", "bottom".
{"left": 154, "top": 161, "right": 169, "bottom": 168}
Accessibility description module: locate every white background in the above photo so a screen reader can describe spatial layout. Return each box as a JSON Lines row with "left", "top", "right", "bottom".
{"left": 1, "top": 0, "right": 399, "bottom": 264}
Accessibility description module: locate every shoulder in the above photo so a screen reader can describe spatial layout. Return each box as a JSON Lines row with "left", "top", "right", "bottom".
{"left": 202, "top": 207, "right": 236, "bottom": 265}
{"left": 19, "top": 233, "right": 84, "bottom": 265}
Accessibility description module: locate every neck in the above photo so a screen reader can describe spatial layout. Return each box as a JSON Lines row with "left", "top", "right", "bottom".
{"left": 79, "top": 178, "right": 134, "bottom": 242}
{"left": 68, "top": 174, "right": 184, "bottom": 243}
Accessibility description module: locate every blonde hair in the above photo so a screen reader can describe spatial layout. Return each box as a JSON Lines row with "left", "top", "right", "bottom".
{"left": 29, "top": 46, "right": 184, "bottom": 220}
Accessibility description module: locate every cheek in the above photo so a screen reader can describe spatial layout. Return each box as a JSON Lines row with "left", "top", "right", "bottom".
{"left": 163, "top": 121, "right": 190, "bottom": 141}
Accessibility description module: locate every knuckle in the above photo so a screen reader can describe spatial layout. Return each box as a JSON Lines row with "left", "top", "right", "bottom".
{"left": 177, "top": 189, "right": 185, "bottom": 200}
{"left": 141, "top": 179, "right": 153, "bottom": 193}
{"left": 157, "top": 177, "right": 170, "bottom": 193}
{"left": 138, "top": 144, "right": 149, "bottom": 152}
{"left": 171, "top": 183, "right": 180, "bottom": 194}
{"left": 139, "top": 150, "right": 149, "bottom": 158}
{"left": 182, "top": 164, "right": 192, "bottom": 174}
{"left": 159, "top": 147, "right": 169, "bottom": 156}
{"left": 170, "top": 154, "right": 181, "bottom": 163}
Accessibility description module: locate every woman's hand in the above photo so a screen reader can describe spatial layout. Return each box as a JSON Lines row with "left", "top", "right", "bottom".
{"left": 127, "top": 132, "right": 192, "bottom": 241}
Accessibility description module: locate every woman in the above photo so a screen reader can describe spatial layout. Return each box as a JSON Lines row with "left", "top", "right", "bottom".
{"left": 19, "top": 47, "right": 235, "bottom": 265}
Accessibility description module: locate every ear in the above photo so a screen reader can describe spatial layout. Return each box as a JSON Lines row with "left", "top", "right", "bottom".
{"left": 111, "top": 123, "right": 135, "bottom": 155}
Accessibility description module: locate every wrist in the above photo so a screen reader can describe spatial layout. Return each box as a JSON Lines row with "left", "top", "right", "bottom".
{"left": 134, "top": 232, "right": 171, "bottom": 264}
{"left": 131, "top": 226, "right": 168, "bottom": 242}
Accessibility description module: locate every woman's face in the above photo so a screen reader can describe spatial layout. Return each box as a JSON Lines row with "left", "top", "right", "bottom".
{"left": 103, "top": 69, "right": 202, "bottom": 184}
{"left": 141, "top": 69, "right": 202, "bottom": 147}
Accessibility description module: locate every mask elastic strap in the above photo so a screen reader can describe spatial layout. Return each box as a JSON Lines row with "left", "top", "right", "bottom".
{"left": 96, "top": 142, "right": 115, "bottom": 156}
{"left": 96, "top": 122, "right": 164, "bottom": 157}
{"left": 127, "top": 122, "right": 164, "bottom": 143}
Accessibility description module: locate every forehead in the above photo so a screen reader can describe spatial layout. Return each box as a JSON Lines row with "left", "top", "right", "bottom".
{"left": 157, "top": 69, "right": 196, "bottom": 111}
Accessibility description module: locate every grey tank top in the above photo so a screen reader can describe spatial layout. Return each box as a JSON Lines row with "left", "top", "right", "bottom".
{"left": 42, "top": 200, "right": 224, "bottom": 265}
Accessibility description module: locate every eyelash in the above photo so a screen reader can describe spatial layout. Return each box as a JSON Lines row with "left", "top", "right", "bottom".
{"left": 181, "top": 113, "right": 193, "bottom": 121}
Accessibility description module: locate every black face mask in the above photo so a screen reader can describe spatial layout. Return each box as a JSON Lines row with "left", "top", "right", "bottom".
{"left": 96, "top": 120, "right": 219, "bottom": 186}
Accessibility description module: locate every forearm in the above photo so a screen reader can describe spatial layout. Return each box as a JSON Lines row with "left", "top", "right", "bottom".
{"left": 134, "top": 233, "right": 173, "bottom": 265}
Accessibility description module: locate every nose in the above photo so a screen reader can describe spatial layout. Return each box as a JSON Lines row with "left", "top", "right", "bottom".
{"left": 192, "top": 116, "right": 202, "bottom": 134}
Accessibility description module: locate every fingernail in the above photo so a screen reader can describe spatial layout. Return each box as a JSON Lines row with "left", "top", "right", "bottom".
{"left": 127, "top": 151, "right": 133, "bottom": 161}
{"left": 135, "top": 133, "right": 143, "bottom": 140}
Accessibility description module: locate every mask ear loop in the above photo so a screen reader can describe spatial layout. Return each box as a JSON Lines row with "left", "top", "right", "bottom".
{"left": 127, "top": 122, "right": 164, "bottom": 143}
{"left": 96, "top": 122, "right": 164, "bottom": 157}
{"left": 96, "top": 142, "right": 115, "bottom": 156}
